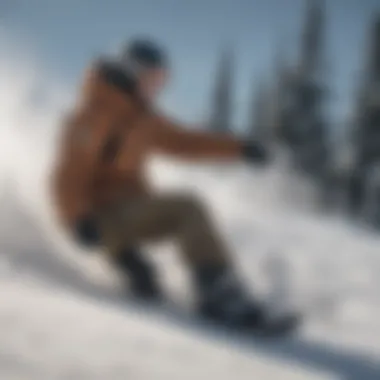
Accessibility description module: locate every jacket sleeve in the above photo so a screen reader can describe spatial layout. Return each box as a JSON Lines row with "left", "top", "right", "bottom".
{"left": 150, "top": 114, "right": 243, "bottom": 160}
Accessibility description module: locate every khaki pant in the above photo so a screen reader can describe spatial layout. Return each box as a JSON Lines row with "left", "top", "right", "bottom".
{"left": 95, "top": 194, "right": 230, "bottom": 268}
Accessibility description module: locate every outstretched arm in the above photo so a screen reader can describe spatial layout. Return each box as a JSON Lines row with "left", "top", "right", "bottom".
{"left": 151, "top": 114, "right": 243, "bottom": 160}
{"left": 150, "top": 114, "right": 268, "bottom": 163}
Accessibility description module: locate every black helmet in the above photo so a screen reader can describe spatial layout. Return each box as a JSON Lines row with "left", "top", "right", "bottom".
{"left": 121, "top": 38, "right": 168, "bottom": 70}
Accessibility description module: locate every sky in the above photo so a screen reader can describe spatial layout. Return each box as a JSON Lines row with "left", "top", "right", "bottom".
{"left": 1, "top": 0, "right": 380, "bottom": 128}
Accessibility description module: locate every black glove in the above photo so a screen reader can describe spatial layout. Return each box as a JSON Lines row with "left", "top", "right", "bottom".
{"left": 241, "top": 140, "right": 270, "bottom": 165}
{"left": 74, "top": 215, "right": 101, "bottom": 248}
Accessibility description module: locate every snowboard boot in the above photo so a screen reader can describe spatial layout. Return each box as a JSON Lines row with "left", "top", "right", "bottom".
{"left": 113, "top": 248, "right": 162, "bottom": 301}
{"left": 194, "top": 264, "right": 299, "bottom": 335}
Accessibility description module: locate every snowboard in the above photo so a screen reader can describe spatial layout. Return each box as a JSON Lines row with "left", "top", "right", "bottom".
{"left": 200, "top": 311, "right": 302, "bottom": 338}
{"left": 122, "top": 295, "right": 302, "bottom": 340}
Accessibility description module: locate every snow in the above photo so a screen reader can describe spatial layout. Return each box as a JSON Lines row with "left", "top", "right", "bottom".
{"left": 1, "top": 35, "right": 380, "bottom": 379}
{"left": 0, "top": 274, "right": 337, "bottom": 380}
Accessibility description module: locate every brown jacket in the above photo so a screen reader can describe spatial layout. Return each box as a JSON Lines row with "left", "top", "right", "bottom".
{"left": 51, "top": 59, "right": 243, "bottom": 227}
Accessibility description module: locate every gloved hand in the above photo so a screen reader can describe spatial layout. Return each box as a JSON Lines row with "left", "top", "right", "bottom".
{"left": 74, "top": 215, "right": 101, "bottom": 248}
{"left": 241, "top": 140, "right": 270, "bottom": 165}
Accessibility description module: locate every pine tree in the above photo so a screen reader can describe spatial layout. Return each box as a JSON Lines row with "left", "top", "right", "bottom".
{"left": 271, "top": 41, "right": 292, "bottom": 144}
{"left": 283, "top": 0, "right": 330, "bottom": 179}
{"left": 354, "top": 13, "right": 380, "bottom": 169}
{"left": 248, "top": 79, "right": 270, "bottom": 143}
{"left": 209, "top": 45, "right": 234, "bottom": 133}
{"left": 348, "top": 13, "right": 380, "bottom": 218}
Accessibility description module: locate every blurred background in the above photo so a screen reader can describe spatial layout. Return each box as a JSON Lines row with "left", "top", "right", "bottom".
{"left": 1, "top": 0, "right": 380, "bottom": 379}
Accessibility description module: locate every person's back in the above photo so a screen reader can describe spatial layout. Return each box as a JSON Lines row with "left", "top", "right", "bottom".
{"left": 52, "top": 57, "right": 149, "bottom": 227}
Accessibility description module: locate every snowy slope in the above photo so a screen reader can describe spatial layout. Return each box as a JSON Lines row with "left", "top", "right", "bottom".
{"left": 0, "top": 274, "right": 337, "bottom": 380}
{"left": 1, "top": 181, "right": 380, "bottom": 380}
{"left": 1, "top": 37, "right": 380, "bottom": 379}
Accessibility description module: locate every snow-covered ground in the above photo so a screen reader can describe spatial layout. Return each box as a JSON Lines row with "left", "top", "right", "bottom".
{"left": 1, "top": 35, "right": 380, "bottom": 379}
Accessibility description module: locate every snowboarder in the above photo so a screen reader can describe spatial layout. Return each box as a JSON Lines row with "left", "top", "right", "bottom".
{"left": 51, "top": 38, "right": 296, "bottom": 333}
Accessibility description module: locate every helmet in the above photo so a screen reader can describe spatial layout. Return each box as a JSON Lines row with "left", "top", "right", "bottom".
{"left": 121, "top": 38, "right": 168, "bottom": 70}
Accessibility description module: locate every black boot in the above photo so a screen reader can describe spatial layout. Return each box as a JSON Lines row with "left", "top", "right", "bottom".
{"left": 194, "top": 264, "right": 265, "bottom": 328}
{"left": 113, "top": 248, "right": 162, "bottom": 301}
{"left": 194, "top": 264, "right": 299, "bottom": 334}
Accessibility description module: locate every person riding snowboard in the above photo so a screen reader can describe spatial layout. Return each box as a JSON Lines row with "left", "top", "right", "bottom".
{"left": 52, "top": 38, "right": 296, "bottom": 332}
